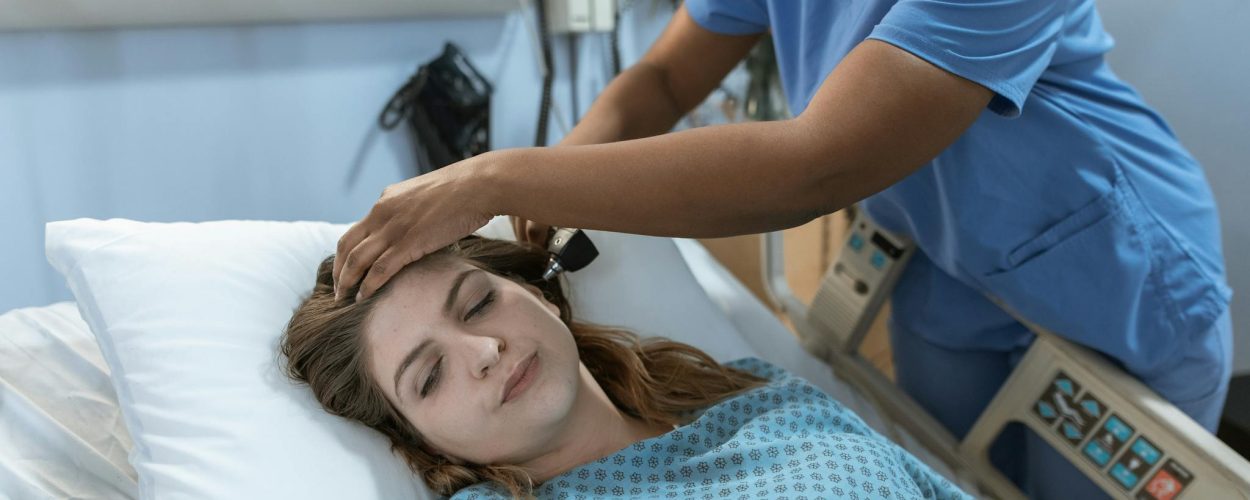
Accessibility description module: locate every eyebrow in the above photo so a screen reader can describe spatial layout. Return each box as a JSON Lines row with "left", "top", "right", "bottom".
{"left": 392, "top": 268, "right": 481, "bottom": 403}
{"left": 393, "top": 338, "right": 431, "bottom": 404}
{"left": 444, "top": 269, "right": 480, "bottom": 316}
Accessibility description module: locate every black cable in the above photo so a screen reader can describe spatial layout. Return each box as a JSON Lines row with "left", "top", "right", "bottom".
{"left": 534, "top": 0, "right": 555, "bottom": 147}
{"left": 610, "top": 9, "right": 622, "bottom": 76}
{"left": 569, "top": 34, "right": 579, "bottom": 124}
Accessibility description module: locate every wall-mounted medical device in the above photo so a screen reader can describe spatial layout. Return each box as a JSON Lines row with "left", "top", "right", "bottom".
{"left": 379, "top": 43, "right": 492, "bottom": 175}
{"left": 543, "top": 0, "right": 615, "bottom": 33}
{"left": 805, "top": 210, "right": 914, "bottom": 356}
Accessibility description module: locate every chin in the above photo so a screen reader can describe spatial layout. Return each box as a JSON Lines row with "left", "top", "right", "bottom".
{"left": 515, "top": 360, "right": 579, "bottom": 427}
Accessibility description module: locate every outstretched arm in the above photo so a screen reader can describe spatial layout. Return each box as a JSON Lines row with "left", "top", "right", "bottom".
{"left": 335, "top": 38, "right": 991, "bottom": 300}
{"left": 487, "top": 39, "right": 992, "bottom": 236}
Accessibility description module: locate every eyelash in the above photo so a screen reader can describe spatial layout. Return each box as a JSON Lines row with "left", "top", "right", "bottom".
{"left": 420, "top": 356, "right": 442, "bottom": 397}
{"left": 465, "top": 290, "right": 495, "bottom": 321}
{"left": 418, "top": 291, "right": 496, "bottom": 398}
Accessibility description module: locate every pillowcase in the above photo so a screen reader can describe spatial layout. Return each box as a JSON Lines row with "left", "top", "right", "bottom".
{"left": 46, "top": 217, "right": 756, "bottom": 499}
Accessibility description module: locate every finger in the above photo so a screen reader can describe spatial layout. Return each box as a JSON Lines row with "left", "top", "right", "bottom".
{"left": 337, "top": 234, "right": 389, "bottom": 302}
{"left": 356, "top": 246, "right": 412, "bottom": 302}
{"left": 526, "top": 221, "right": 551, "bottom": 246}
{"left": 333, "top": 223, "right": 371, "bottom": 299}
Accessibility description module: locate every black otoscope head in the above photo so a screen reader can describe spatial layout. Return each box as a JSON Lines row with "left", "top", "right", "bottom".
{"left": 542, "top": 228, "right": 599, "bottom": 281}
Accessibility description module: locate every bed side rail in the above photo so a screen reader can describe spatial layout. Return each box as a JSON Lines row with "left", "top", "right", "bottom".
{"left": 762, "top": 225, "right": 1250, "bottom": 499}
{"left": 962, "top": 321, "right": 1250, "bottom": 499}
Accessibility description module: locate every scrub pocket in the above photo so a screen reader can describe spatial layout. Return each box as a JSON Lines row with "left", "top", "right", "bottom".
{"left": 976, "top": 170, "right": 1227, "bottom": 380}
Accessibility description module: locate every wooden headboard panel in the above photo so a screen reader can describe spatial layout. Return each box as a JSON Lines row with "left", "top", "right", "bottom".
{"left": 0, "top": 0, "right": 515, "bottom": 31}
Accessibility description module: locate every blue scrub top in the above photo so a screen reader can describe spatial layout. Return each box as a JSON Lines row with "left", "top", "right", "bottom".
{"left": 686, "top": 0, "right": 1231, "bottom": 376}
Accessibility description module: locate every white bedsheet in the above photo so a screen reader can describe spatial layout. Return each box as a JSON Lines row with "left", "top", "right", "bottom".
{"left": 0, "top": 241, "right": 956, "bottom": 499}
{"left": 0, "top": 302, "right": 136, "bottom": 499}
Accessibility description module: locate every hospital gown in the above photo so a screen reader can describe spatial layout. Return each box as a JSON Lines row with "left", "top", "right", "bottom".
{"left": 453, "top": 358, "right": 970, "bottom": 499}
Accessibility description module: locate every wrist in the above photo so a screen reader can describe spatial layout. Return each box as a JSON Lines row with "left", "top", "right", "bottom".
{"left": 467, "top": 149, "right": 523, "bottom": 217}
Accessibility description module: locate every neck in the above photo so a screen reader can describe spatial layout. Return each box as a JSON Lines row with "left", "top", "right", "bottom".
{"left": 518, "top": 363, "right": 670, "bottom": 483}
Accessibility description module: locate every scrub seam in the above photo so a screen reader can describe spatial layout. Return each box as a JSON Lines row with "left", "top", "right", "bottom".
{"left": 865, "top": 25, "right": 1029, "bottom": 115}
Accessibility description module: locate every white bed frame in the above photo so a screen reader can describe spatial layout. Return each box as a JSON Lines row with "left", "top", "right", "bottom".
{"left": 763, "top": 230, "right": 1250, "bottom": 499}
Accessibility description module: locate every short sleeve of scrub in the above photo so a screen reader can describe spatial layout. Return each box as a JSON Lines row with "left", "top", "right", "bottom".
{"left": 684, "top": 0, "right": 770, "bottom": 35}
{"left": 868, "top": 0, "right": 1066, "bottom": 117}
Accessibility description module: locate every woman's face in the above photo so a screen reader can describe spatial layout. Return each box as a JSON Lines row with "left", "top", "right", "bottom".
{"left": 364, "top": 257, "right": 582, "bottom": 465}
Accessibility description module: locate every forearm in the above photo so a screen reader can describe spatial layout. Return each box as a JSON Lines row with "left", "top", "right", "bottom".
{"left": 480, "top": 40, "right": 992, "bottom": 239}
{"left": 481, "top": 118, "right": 851, "bottom": 238}
{"left": 557, "top": 61, "right": 685, "bottom": 147}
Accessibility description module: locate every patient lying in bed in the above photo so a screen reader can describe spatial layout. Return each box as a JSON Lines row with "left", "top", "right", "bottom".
{"left": 281, "top": 235, "right": 969, "bottom": 499}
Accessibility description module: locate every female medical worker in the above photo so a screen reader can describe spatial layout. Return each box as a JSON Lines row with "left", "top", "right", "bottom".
{"left": 334, "top": 1, "right": 1233, "bottom": 497}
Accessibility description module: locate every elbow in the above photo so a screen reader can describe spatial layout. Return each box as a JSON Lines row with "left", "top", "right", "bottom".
{"left": 781, "top": 121, "right": 855, "bottom": 222}
{"left": 795, "top": 182, "right": 845, "bottom": 225}
{"left": 781, "top": 113, "right": 915, "bottom": 222}
{"left": 630, "top": 61, "right": 685, "bottom": 125}
{"left": 765, "top": 170, "right": 844, "bottom": 232}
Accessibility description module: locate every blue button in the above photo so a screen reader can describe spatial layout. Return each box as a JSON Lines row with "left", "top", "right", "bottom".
{"left": 1062, "top": 422, "right": 1082, "bottom": 440}
{"left": 1111, "top": 463, "right": 1139, "bottom": 488}
{"left": 870, "top": 251, "right": 886, "bottom": 269}
{"left": 1105, "top": 416, "right": 1133, "bottom": 441}
{"left": 849, "top": 233, "right": 864, "bottom": 252}
{"left": 1131, "top": 438, "right": 1161, "bottom": 465}
{"left": 1081, "top": 399, "right": 1102, "bottom": 418}
{"left": 1037, "top": 401, "right": 1057, "bottom": 419}
{"left": 1084, "top": 441, "right": 1112, "bottom": 466}
{"left": 1056, "top": 379, "right": 1075, "bottom": 397}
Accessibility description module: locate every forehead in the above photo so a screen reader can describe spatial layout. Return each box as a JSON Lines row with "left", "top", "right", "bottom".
{"left": 364, "top": 257, "right": 476, "bottom": 369}
{"left": 372, "top": 256, "right": 475, "bottom": 316}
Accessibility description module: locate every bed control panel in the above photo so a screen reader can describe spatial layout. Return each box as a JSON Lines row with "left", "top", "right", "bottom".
{"left": 963, "top": 330, "right": 1250, "bottom": 500}
{"left": 806, "top": 211, "right": 914, "bottom": 356}
{"left": 1032, "top": 371, "right": 1196, "bottom": 499}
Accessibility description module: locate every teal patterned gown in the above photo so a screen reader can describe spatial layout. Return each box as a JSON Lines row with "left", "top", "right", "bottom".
{"left": 454, "top": 358, "right": 971, "bottom": 500}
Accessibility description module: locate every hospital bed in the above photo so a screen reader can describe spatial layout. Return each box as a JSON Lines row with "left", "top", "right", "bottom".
{"left": 5, "top": 220, "right": 1248, "bottom": 499}
{"left": 0, "top": 225, "right": 959, "bottom": 499}
{"left": 3, "top": 3, "right": 1248, "bottom": 499}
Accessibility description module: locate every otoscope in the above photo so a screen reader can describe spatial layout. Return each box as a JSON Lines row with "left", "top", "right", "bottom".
{"left": 542, "top": 227, "right": 599, "bottom": 281}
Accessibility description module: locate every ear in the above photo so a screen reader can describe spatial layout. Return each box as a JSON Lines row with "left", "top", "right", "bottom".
{"left": 522, "top": 282, "right": 561, "bottom": 316}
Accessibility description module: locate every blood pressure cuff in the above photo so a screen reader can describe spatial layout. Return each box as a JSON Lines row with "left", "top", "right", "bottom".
{"left": 379, "top": 42, "right": 492, "bottom": 173}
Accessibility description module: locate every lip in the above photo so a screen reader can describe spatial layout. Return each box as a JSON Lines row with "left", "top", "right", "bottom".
{"left": 501, "top": 352, "right": 539, "bottom": 404}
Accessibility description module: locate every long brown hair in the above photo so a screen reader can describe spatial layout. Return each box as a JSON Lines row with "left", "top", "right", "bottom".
{"left": 281, "top": 236, "right": 764, "bottom": 497}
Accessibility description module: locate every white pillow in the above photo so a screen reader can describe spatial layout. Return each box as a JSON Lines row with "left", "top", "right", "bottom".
{"left": 45, "top": 217, "right": 755, "bottom": 499}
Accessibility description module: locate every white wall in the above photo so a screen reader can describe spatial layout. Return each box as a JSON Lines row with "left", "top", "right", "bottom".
{"left": 1096, "top": 0, "right": 1250, "bottom": 374}
{"left": 0, "top": 4, "right": 677, "bottom": 313}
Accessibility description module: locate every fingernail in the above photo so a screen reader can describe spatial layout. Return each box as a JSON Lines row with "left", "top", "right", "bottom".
{"left": 355, "top": 292, "right": 363, "bottom": 302}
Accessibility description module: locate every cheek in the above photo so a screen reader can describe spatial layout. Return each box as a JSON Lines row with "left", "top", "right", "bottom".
{"left": 411, "top": 398, "right": 486, "bottom": 450}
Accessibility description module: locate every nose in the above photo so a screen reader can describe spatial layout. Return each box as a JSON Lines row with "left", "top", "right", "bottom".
{"left": 467, "top": 335, "right": 505, "bottom": 379}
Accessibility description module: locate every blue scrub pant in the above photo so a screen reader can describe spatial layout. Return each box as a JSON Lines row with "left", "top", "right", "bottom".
{"left": 891, "top": 305, "right": 1232, "bottom": 499}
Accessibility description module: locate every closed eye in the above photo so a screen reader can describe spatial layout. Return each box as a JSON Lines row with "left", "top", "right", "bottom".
{"left": 420, "top": 356, "right": 443, "bottom": 398}
{"left": 464, "top": 290, "right": 495, "bottom": 321}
